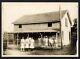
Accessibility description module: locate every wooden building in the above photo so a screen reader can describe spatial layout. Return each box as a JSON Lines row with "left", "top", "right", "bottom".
{"left": 13, "top": 10, "right": 72, "bottom": 49}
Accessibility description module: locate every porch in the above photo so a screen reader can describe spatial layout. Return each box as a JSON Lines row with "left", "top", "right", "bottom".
{"left": 13, "top": 31, "right": 62, "bottom": 49}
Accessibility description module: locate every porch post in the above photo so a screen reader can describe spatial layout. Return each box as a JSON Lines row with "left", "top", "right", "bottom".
{"left": 56, "top": 33, "right": 58, "bottom": 40}
{"left": 61, "top": 31, "right": 63, "bottom": 49}
{"left": 14, "top": 33, "right": 16, "bottom": 45}
{"left": 7, "top": 33, "right": 9, "bottom": 49}
{"left": 28, "top": 33, "right": 29, "bottom": 37}
{"left": 13, "top": 34, "right": 15, "bottom": 45}
{"left": 55, "top": 33, "right": 58, "bottom": 48}
{"left": 17, "top": 33, "right": 18, "bottom": 46}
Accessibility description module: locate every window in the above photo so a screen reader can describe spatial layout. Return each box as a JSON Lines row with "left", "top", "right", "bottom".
{"left": 19, "top": 25, "right": 22, "bottom": 28}
{"left": 65, "top": 18, "right": 68, "bottom": 27}
{"left": 48, "top": 22, "right": 52, "bottom": 27}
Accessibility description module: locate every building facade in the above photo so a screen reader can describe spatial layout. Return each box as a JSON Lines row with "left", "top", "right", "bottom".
{"left": 13, "top": 10, "right": 72, "bottom": 49}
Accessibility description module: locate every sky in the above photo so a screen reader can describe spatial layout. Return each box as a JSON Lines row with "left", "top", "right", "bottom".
{"left": 2, "top": 2, "right": 78, "bottom": 32}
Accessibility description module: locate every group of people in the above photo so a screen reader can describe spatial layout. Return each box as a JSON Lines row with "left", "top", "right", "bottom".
{"left": 20, "top": 37, "right": 34, "bottom": 51}
{"left": 20, "top": 36, "right": 58, "bottom": 51}
{"left": 38, "top": 36, "right": 58, "bottom": 48}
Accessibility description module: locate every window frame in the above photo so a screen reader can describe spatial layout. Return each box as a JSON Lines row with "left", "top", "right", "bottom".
{"left": 48, "top": 22, "right": 52, "bottom": 27}
{"left": 19, "top": 24, "right": 22, "bottom": 28}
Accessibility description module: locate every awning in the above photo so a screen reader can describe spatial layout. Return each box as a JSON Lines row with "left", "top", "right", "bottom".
{"left": 12, "top": 29, "right": 60, "bottom": 33}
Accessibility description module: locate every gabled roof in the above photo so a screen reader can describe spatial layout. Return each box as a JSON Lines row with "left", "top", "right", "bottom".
{"left": 13, "top": 10, "right": 67, "bottom": 24}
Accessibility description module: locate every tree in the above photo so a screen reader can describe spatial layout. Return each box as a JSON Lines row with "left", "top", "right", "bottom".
{"left": 71, "top": 18, "right": 77, "bottom": 54}
{"left": 3, "top": 32, "right": 9, "bottom": 51}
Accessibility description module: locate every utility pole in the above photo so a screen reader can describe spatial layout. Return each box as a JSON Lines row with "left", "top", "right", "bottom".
{"left": 59, "top": 5, "right": 63, "bottom": 49}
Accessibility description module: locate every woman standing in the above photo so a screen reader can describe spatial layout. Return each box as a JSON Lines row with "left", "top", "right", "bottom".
{"left": 49, "top": 37, "right": 53, "bottom": 48}
{"left": 29, "top": 37, "right": 35, "bottom": 51}
{"left": 25, "top": 37, "right": 29, "bottom": 51}
{"left": 20, "top": 37, "right": 25, "bottom": 51}
{"left": 38, "top": 37, "right": 41, "bottom": 47}
{"left": 44, "top": 36, "right": 48, "bottom": 48}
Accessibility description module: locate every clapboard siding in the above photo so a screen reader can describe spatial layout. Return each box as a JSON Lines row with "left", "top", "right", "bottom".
{"left": 14, "top": 22, "right": 60, "bottom": 32}
{"left": 61, "top": 12, "right": 71, "bottom": 45}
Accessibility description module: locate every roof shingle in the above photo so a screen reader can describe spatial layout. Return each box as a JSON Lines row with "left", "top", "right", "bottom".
{"left": 13, "top": 10, "right": 67, "bottom": 24}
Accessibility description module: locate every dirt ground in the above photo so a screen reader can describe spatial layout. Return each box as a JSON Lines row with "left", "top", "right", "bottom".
{"left": 3, "top": 44, "right": 76, "bottom": 55}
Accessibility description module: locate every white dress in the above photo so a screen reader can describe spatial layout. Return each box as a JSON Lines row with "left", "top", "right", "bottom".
{"left": 30, "top": 38, "right": 34, "bottom": 49}
{"left": 38, "top": 38, "right": 41, "bottom": 46}
{"left": 44, "top": 38, "right": 48, "bottom": 46}
{"left": 49, "top": 38, "right": 53, "bottom": 45}
{"left": 21, "top": 39, "right": 25, "bottom": 48}
{"left": 25, "top": 39, "right": 29, "bottom": 48}
{"left": 55, "top": 39, "right": 58, "bottom": 47}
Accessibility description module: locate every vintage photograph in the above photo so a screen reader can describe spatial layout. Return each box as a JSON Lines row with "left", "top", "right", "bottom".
{"left": 2, "top": 2, "right": 78, "bottom": 57}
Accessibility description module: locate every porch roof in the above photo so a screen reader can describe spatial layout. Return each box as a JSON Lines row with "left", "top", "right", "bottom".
{"left": 11, "top": 29, "right": 60, "bottom": 33}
